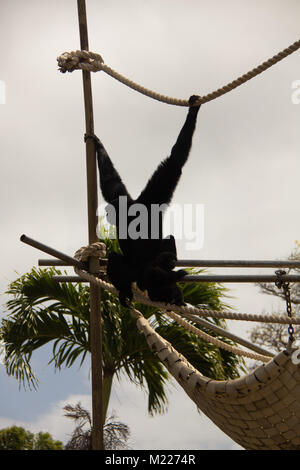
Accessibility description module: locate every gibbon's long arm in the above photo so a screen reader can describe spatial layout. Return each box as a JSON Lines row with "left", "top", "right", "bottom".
{"left": 94, "top": 137, "right": 132, "bottom": 204}
{"left": 138, "top": 97, "right": 201, "bottom": 207}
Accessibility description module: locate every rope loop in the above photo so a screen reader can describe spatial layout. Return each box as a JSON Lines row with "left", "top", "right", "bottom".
{"left": 74, "top": 242, "right": 106, "bottom": 263}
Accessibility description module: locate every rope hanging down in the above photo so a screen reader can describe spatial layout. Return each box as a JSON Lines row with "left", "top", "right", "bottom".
{"left": 57, "top": 39, "right": 300, "bottom": 106}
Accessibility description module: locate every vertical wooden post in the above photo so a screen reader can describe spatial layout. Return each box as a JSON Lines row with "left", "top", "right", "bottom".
{"left": 77, "top": 0, "right": 103, "bottom": 450}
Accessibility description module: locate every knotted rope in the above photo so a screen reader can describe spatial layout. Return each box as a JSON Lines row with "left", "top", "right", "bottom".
{"left": 57, "top": 38, "right": 300, "bottom": 106}
{"left": 74, "top": 242, "right": 106, "bottom": 262}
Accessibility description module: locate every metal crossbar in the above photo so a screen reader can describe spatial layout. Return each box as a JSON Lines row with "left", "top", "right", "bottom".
{"left": 39, "top": 257, "right": 300, "bottom": 269}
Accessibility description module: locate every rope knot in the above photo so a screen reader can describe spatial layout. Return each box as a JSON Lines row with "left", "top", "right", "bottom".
{"left": 74, "top": 242, "right": 106, "bottom": 263}
{"left": 57, "top": 50, "right": 104, "bottom": 73}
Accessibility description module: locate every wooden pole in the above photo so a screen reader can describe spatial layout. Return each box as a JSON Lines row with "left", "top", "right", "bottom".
{"left": 77, "top": 0, "right": 103, "bottom": 450}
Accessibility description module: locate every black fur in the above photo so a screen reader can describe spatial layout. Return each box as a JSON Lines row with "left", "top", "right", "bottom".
{"left": 94, "top": 95, "right": 201, "bottom": 306}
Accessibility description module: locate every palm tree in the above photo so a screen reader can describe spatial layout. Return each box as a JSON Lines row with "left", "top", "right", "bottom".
{"left": 1, "top": 247, "right": 244, "bottom": 420}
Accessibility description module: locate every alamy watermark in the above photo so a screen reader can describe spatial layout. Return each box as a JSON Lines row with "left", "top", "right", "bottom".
{"left": 97, "top": 197, "right": 204, "bottom": 251}
{"left": 0, "top": 341, "right": 5, "bottom": 365}
{"left": 291, "top": 80, "right": 300, "bottom": 104}
{"left": 0, "top": 80, "right": 6, "bottom": 104}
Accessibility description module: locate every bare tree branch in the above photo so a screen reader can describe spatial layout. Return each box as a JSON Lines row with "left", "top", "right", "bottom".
{"left": 63, "top": 402, "right": 131, "bottom": 450}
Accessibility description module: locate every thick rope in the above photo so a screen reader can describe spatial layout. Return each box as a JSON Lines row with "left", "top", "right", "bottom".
{"left": 74, "top": 260, "right": 271, "bottom": 361}
{"left": 74, "top": 242, "right": 106, "bottom": 262}
{"left": 74, "top": 242, "right": 300, "bottom": 362}
{"left": 75, "top": 264, "right": 272, "bottom": 361}
{"left": 71, "top": 244, "right": 300, "bottom": 363}
{"left": 57, "top": 39, "right": 300, "bottom": 106}
{"left": 72, "top": 260, "right": 300, "bottom": 326}
{"left": 163, "top": 309, "right": 271, "bottom": 362}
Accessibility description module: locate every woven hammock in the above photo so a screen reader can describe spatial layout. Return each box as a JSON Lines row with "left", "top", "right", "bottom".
{"left": 134, "top": 310, "right": 300, "bottom": 450}
{"left": 73, "top": 245, "right": 300, "bottom": 450}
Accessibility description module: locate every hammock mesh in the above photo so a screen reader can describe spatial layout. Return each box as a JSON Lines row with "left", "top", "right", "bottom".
{"left": 136, "top": 314, "right": 300, "bottom": 450}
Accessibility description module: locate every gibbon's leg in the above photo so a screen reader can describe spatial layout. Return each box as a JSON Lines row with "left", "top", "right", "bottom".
{"left": 107, "top": 252, "right": 135, "bottom": 306}
{"left": 137, "top": 95, "right": 201, "bottom": 207}
{"left": 89, "top": 133, "right": 133, "bottom": 254}
{"left": 145, "top": 265, "right": 187, "bottom": 306}
{"left": 88, "top": 134, "right": 132, "bottom": 204}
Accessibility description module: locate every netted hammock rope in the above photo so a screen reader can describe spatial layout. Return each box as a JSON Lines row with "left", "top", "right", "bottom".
{"left": 73, "top": 244, "right": 300, "bottom": 450}
{"left": 57, "top": 38, "right": 300, "bottom": 106}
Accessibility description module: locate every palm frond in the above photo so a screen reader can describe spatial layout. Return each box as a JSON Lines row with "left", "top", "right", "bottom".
{"left": 1, "top": 255, "right": 245, "bottom": 415}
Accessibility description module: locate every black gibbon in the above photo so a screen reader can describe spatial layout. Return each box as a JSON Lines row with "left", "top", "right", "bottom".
{"left": 92, "top": 95, "right": 201, "bottom": 306}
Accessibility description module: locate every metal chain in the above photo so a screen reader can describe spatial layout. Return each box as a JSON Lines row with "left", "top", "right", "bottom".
{"left": 275, "top": 270, "right": 294, "bottom": 343}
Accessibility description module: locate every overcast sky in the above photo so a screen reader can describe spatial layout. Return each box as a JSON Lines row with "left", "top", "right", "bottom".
{"left": 1, "top": 0, "right": 300, "bottom": 450}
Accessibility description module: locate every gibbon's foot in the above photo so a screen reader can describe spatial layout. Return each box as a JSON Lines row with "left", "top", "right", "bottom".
{"left": 148, "top": 284, "right": 186, "bottom": 306}
{"left": 84, "top": 133, "right": 102, "bottom": 148}
{"left": 175, "top": 269, "right": 188, "bottom": 281}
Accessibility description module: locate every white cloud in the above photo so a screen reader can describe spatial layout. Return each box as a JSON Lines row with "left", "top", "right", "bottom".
{"left": 0, "top": 394, "right": 92, "bottom": 444}
{"left": 108, "top": 377, "right": 242, "bottom": 450}
{"left": 0, "top": 382, "right": 242, "bottom": 449}
{"left": 0, "top": 342, "right": 5, "bottom": 365}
